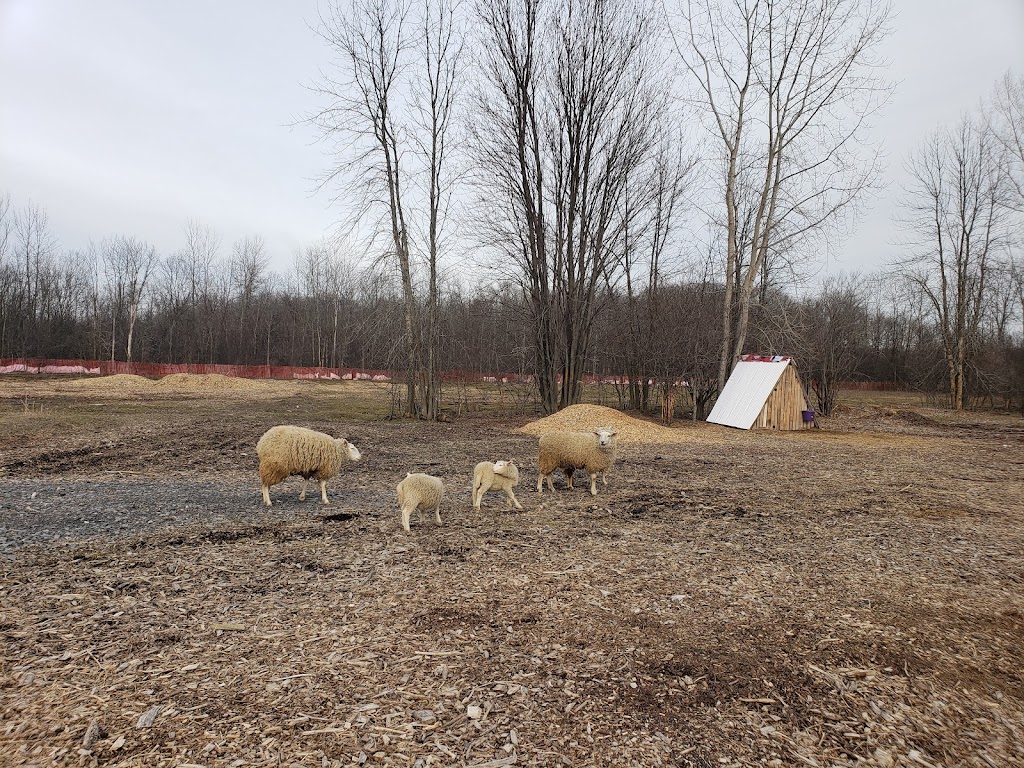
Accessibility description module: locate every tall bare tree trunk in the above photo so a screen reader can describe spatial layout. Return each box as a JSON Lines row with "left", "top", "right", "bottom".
{"left": 680, "top": 0, "right": 891, "bottom": 392}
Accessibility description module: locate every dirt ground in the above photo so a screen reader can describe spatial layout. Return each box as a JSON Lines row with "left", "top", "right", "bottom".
{"left": 1, "top": 376, "right": 1022, "bottom": 768}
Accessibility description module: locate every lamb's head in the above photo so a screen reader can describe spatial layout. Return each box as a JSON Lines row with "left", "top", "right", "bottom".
{"left": 335, "top": 438, "right": 362, "bottom": 462}
{"left": 494, "top": 459, "right": 519, "bottom": 480}
{"left": 593, "top": 428, "right": 617, "bottom": 448}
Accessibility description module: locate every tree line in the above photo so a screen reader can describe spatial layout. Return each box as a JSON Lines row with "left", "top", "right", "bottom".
{"left": 2, "top": 0, "right": 1022, "bottom": 417}
{"left": 2, "top": 193, "right": 1021, "bottom": 414}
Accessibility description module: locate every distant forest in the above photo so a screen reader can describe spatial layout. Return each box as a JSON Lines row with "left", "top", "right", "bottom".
{"left": 1, "top": 201, "right": 1021, "bottom": 417}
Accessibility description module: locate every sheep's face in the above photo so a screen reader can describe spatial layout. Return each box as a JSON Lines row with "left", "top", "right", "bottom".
{"left": 337, "top": 438, "right": 362, "bottom": 461}
{"left": 593, "top": 428, "right": 617, "bottom": 447}
{"left": 494, "top": 460, "right": 518, "bottom": 479}
{"left": 503, "top": 462, "right": 519, "bottom": 481}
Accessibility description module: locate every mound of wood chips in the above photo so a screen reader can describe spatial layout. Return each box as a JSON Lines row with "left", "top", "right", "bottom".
{"left": 153, "top": 373, "right": 269, "bottom": 391}
{"left": 519, "top": 404, "right": 696, "bottom": 443}
{"left": 61, "top": 374, "right": 155, "bottom": 392}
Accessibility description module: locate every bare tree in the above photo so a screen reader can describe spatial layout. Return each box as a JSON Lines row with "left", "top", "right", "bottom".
{"left": 472, "top": 0, "right": 556, "bottom": 410}
{"left": 101, "top": 235, "right": 157, "bottom": 363}
{"left": 0, "top": 193, "right": 13, "bottom": 356}
{"left": 801, "top": 274, "right": 868, "bottom": 415}
{"left": 415, "top": 0, "right": 462, "bottom": 419}
{"left": 0, "top": 193, "right": 10, "bottom": 265}
{"left": 11, "top": 202, "right": 59, "bottom": 357}
{"left": 178, "top": 219, "right": 224, "bottom": 362}
{"left": 324, "top": 0, "right": 418, "bottom": 414}
{"left": 899, "top": 114, "right": 1013, "bottom": 409}
{"left": 621, "top": 141, "right": 696, "bottom": 411}
{"left": 473, "top": 0, "right": 672, "bottom": 411}
{"left": 229, "top": 234, "right": 270, "bottom": 363}
{"left": 676, "top": 0, "right": 892, "bottom": 389}
{"left": 990, "top": 71, "right": 1024, "bottom": 212}
{"left": 313, "top": 0, "right": 460, "bottom": 418}
{"left": 294, "top": 239, "right": 357, "bottom": 369}
{"left": 155, "top": 251, "right": 190, "bottom": 361}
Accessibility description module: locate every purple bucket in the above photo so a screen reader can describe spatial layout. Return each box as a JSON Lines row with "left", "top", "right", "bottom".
{"left": 801, "top": 410, "right": 816, "bottom": 423}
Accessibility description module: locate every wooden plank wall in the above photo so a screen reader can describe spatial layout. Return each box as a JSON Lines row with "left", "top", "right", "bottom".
{"left": 756, "top": 366, "right": 810, "bottom": 430}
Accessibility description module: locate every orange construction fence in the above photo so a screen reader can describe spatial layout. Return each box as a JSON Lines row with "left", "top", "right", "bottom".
{"left": 0, "top": 357, "right": 531, "bottom": 384}
{"left": 0, "top": 356, "right": 657, "bottom": 386}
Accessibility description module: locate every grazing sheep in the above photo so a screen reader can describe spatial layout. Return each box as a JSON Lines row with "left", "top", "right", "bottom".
{"left": 396, "top": 472, "right": 445, "bottom": 532}
{"left": 472, "top": 460, "right": 523, "bottom": 511}
{"left": 537, "top": 428, "right": 618, "bottom": 496}
{"left": 256, "top": 425, "right": 361, "bottom": 508}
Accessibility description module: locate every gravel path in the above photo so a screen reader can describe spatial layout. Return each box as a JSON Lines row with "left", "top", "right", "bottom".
{"left": 0, "top": 478, "right": 393, "bottom": 555}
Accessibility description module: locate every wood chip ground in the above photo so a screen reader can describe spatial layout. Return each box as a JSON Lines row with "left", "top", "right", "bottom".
{"left": 1, "top": 378, "right": 1022, "bottom": 767}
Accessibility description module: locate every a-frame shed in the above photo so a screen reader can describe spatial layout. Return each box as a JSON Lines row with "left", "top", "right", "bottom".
{"left": 707, "top": 355, "right": 811, "bottom": 430}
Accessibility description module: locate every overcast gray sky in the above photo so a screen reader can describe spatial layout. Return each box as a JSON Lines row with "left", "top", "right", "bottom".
{"left": 1, "top": 0, "right": 1022, "bottom": 276}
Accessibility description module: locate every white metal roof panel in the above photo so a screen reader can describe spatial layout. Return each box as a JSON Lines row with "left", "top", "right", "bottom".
{"left": 707, "top": 359, "right": 790, "bottom": 429}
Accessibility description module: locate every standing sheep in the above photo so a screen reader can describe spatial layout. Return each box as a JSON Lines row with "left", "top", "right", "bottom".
{"left": 396, "top": 473, "right": 445, "bottom": 532}
{"left": 256, "top": 425, "right": 362, "bottom": 508}
{"left": 537, "top": 428, "right": 617, "bottom": 496}
{"left": 472, "top": 460, "right": 523, "bottom": 511}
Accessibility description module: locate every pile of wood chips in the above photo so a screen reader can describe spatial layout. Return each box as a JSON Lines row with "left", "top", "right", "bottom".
{"left": 52, "top": 373, "right": 328, "bottom": 399}
{"left": 61, "top": 374, "right": 155, "bottom": 393}
{"left": 519, "top": 404, "right": 706, "bottom": 444}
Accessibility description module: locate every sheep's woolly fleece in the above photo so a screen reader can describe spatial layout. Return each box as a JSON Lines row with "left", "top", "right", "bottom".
{"left": 520, "top": 404, "right": 694, "bottom": 443}
{"left": 397, "top": 473, "right": 445, "bottom": 512}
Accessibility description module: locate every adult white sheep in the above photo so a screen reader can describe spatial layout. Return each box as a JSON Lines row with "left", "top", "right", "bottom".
{"left": 472, "top": 460, "right": 523, "bottom": 511}
{"left": 256, "top": 425, "right": 361, "bottom": 508}
{"left": 537, "top": 428, "right": 617, "bottom": 496}
{"left": 396, "top": 472, "right": 445, "bottom": 532}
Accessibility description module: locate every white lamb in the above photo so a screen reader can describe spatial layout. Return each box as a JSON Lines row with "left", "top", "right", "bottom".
{"left": 537, "top": 428, "right": 618, "bottom": 496}
{"left": 256, "top": 425, "right": 361, "bottom": 507}
{"left": 396, "top": 472, "right": 445, "bottom": 532}
{"left": 472, "top": 460, "right": 523, "bottom": 511}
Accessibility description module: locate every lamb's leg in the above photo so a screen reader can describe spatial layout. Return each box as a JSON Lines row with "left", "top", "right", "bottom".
{"left": 299, "top": 479, "right": 307, "bottom": 501}
{"left": 537, "top": 473, "right": 544, "bottom": 493}
{"left": 262, "top": 485, "right": 272, "bottom": 507}
{"left": 434, "top": 504, "right": 442, "bottom": 526}
{"left": 472, "top": 480, "right": 486, "bottom": 510}
{"left": 601, "top": 471, "right": 608, "bottom": 486}
{"left": 589, "top": 472, "right": 599, "bottom": 496}
{"left": 505, "top": 487, "right": 523, "bottom": 510}
{"left": 546, "top": 473, "right": 555, "bottom": 492}
{"left": 565, "top": 469, "right": 575, "bottom": 489}
{"left": 401, "top": 506, "right": 412, "bottom": 532}
{"left": 320, "top": 480, "right": 330, "bottom": 505}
